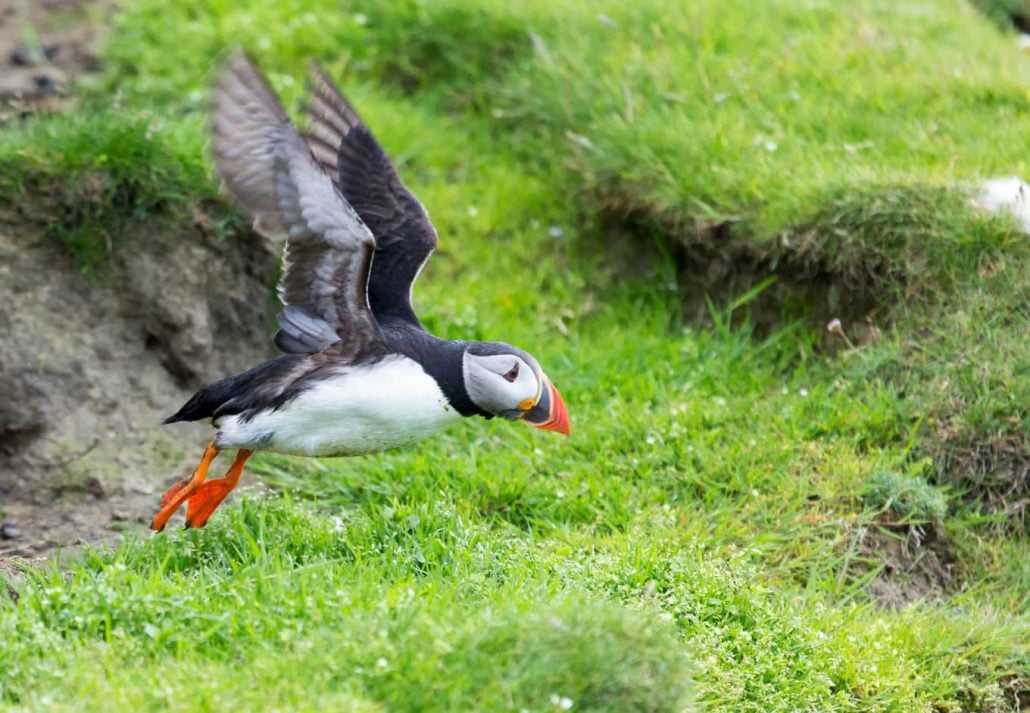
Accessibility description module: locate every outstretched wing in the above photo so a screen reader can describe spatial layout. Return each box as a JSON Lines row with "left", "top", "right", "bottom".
{"left": 303, "top": 64, "right": 438, "bottom": 329}
{"left": 210, "top": 53, "right": 383, "bottom": 359}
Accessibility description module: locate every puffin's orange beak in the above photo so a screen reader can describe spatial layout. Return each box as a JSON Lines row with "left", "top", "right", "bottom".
{"left": 522, "top": 378, "right": 570, "bottom": 436}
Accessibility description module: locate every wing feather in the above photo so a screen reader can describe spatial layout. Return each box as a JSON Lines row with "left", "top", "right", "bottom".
{"left": 210, "top": 53, "right": 382, "bottom": 358}
{"left": 303, "top": 64, "right": 439, "bottom": 328}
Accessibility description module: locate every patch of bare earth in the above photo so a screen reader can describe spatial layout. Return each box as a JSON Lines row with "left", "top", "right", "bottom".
{"left": 0, "top": 0, "right": 283, "bottom": 558}
{"left": 0, "top": 205, "right": 277, "bottom": 556}
{"left": 845, "top": 522, "right": 960, "bottom": 610}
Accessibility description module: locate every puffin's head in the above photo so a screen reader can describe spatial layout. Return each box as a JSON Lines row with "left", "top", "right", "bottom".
{"left": 462, "top": 342, "right": 570, "bottom": 436}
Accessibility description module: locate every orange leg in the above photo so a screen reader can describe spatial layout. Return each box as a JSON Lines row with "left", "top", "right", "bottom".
{"left": 150, "top": 442, "right": 219, "bottom": 532}
{"left": 184, "top": 449, "right": 252, "bottom": 529}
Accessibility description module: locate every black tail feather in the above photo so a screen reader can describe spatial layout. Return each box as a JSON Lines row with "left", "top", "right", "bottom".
{"left": 163, "top": 354, "right": 306, "bottom": 424}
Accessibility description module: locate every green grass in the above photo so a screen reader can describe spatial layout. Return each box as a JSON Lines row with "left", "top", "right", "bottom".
{"left": 0, "top": 111, "right": 216, "bottom": 275}
{"left": 1, "top": 0, "right": 1029, "bottom": 710}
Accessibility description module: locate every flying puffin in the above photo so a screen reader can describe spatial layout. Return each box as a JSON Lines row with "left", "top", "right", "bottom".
{"left": 150, "top": 53, "right": 569, "bottom": 532}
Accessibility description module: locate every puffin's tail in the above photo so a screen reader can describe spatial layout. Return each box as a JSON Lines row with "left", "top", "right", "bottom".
{"left": 163, "top": 354, "right": 306, "bottom": 424}
{"left": 163, "top": 376, "right": 244, "bottom": 424}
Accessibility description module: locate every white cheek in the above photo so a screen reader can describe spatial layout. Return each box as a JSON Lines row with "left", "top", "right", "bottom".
{"left": 515, "top": 369, "right": 538, "bottom": 401}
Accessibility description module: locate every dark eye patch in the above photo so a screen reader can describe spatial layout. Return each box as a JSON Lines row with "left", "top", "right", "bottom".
{"left": 503, "top": 363, "right": 520, "bottom": 382}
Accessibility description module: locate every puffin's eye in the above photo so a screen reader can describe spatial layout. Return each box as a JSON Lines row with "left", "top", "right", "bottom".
{"left": 502, "top": 363, "right": 520, "bottom": 382}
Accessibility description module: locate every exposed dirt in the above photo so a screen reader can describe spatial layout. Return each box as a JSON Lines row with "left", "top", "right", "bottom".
{"left": 852, "top": 523, "right": 960, "bottom": 609}
{"left": 0, "top": 0, "right": 283, "bottom": 558}
{"left": 0, "top": 0, "right": 100, "bottom": 115}
{"left": 0, "top": 206, "right": 278, "bottom": 556}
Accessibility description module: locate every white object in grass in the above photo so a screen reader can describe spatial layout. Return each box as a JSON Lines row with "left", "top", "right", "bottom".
{"left": 970, "top": 176, "right": 1030, "bottom": 235}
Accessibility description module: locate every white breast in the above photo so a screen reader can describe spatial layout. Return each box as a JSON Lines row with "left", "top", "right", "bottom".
{"left": 214, "top": 355, "right": 463, "bottom": 456}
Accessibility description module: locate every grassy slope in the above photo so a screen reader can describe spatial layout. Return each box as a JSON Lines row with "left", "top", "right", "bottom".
{"left": 1, "top": 0, "right": 1028, "bottom": 710}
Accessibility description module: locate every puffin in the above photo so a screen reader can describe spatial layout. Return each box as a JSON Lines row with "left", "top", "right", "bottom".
{"left": 149, "top": 53, "right": 569, "bottom": 532}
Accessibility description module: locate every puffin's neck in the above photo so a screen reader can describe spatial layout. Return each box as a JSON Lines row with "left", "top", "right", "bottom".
{"left": 382, "top": 328, "right": 490, "bottom": 419}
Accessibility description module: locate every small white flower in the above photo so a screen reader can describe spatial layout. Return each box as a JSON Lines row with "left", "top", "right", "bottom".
{"left": 799, "top": 388, "right": 809, "bottom": 397}
{"left": 376, "top": 657, "right": 389, "bottom": 669}
{"left": 548, "top": 225, "right": 565, "bottom": 238}
{"left": 467, "top": 205, "right": 479, "bottom": 217}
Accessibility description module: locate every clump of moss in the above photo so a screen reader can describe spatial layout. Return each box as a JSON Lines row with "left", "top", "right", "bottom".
{"left": 861, "top": 470, "right": 949, "bottom": 523}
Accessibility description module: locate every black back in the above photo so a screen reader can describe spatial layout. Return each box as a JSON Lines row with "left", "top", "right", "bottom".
{"left": 165, "top": 325, "right": 489, "bottom": 425}
{"left": 381, "top": 324, "right": 490, "bottom": 419}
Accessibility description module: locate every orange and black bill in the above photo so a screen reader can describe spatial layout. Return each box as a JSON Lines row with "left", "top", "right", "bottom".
{"left": 522, "top": 378, "right": 570, "bottom": 436}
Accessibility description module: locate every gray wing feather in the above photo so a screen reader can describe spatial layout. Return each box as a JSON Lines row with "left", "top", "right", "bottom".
{"left": 210, "top": 53, "right": 383, "bottom": 358}
{"left": 275, "top": 305, "right": 340, "bottom": 353}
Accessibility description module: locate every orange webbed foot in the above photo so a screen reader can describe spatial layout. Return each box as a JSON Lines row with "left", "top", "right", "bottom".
{"left": 184, "top": 479, "right": 236, "bottom": 529}
{"left": 150, "top": 443, "right": 220, "bottom": 532}
{"left": 159, "top": 478, "right": 192, "bottom": 508}
{"left": 183, "top": 449, "right": 253, "bottom": 530}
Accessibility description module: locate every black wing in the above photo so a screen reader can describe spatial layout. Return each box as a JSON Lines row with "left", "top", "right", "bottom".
{"left": 303, "top": 64, "right": 438, "bottom": 329}
{"left": 210, "top": 53, "right": 383, "bottom": 360}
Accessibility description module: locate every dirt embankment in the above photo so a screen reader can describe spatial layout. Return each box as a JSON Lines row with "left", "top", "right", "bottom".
{"left": 0, "top": 0, "right": 279, "bottom": 556}
{"left": 0, "top": 208, "right": 277, "bottom": 556}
